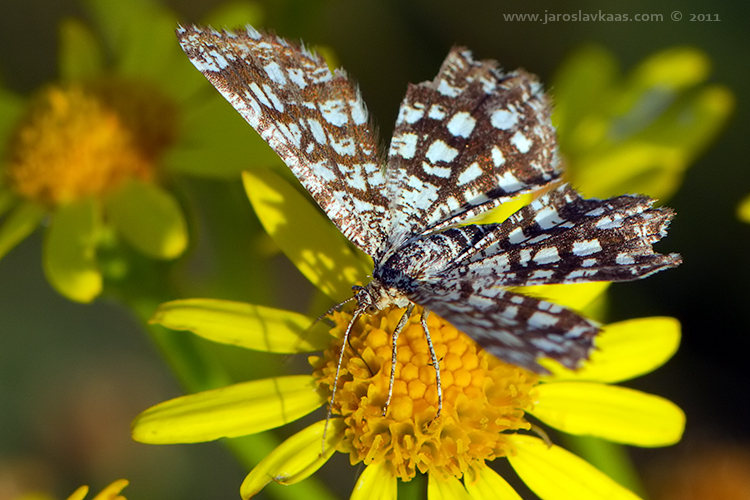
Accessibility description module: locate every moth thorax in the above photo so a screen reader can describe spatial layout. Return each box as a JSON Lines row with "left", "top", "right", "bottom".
{"left": 358, "top": 279, "right": 411, "bottom": 312}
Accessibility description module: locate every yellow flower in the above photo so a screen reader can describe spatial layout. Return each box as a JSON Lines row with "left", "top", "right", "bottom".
{"left": 552, "top": 44, "right": 733, "bottom": 201}
{"left": 0, "top": 0, "right": 273, "bottom": 302}
{"left": 133, "top": 168, "right": 684, "bottom": 500}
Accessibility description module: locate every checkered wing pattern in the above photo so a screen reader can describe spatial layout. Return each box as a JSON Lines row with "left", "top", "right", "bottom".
{"left": 440, "top": 184, "right": 683, "bottom": 286}
{"left": 409, "top": 281, "right": 598, "bottom": 373}
{"left": 385, "top": 48, "right": 560, "bottom": 251}
{"left": 177, "top": 25, "right": 389, "bottom": 257}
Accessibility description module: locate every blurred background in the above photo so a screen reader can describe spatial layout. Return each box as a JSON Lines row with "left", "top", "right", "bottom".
{"left": 0, "top": 0, "right": 748, "bottom": 499}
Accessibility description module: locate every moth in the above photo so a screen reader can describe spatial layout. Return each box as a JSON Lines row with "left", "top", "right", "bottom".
{"left": 177, "top": 24, "right": 681, "bottom": 417}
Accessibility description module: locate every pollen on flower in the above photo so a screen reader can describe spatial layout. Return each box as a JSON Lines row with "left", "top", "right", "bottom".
{"left": 310, "top": 307, "right": 539, "bottom": 481}
{"left": 5, "top": 79, "right": 177, "bottom": 206}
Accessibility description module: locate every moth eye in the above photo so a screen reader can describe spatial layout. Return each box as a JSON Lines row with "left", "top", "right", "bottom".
{"left": 365, "top": 305, "right": 378, "bottom": 315}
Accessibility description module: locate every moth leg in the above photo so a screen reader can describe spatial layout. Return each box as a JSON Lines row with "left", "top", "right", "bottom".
{"left": 420, "top": 308, "right": 443, "bottom": 420}
{"left": 323, "top": 306, "right": 363, "bottom": 454}
{"left": 383, "top": 303, "right": 415, "bottom": 416}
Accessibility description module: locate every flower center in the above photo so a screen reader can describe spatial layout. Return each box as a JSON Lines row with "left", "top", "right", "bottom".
{"left": 310, "top": 306, "right": 539, "bottom": 481}
{"left": 5, "top": 78, "right": 177, "bottom": 206}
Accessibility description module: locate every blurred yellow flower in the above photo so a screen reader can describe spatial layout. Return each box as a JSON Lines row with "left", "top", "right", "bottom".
{"left": 0, "top": 0, "right": 272, "bottom": 302}
{"left": 552, "top": 44, "right": 734, "bottom": 201}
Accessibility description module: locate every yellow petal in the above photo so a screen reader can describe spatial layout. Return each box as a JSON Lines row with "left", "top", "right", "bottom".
{"left": 531, "top": 382, "right": 685, "bottom": 447}
{"left": 66, "top": 486, "right": 89, "bottom": 500}
{"left": 551, "top": 44, "right": 619, "bottom": 147}
{"left": 515, "top": 282, "right": 610, "bottom": 313}
{"left": 349, "top": 461, "right": 397, "bottom": 500}
{"left": 465, "top": 465, "right": 523, "bottom": 500}
{"left": 574, "top": 142, "right": 685, "bottom": 200}
{"left": 0, "top": 200, "right": 45, "bottom": 260}
{"left": 243, "top": 169, "right": 369, "bottom": 301}
{"left": 630, "top": 47, "right": 710, "bottom": 90}
{"left": 131, "top": 375, "right": 324, "bottom": 444}
{"left": 43, "top": 198, "right": 102, "bottom": 303}
{"left": 739, "top": 193, "right": 750, "bottom": 223}
{"left": 541, "top": 317, "right": 680, "bottom": 383}
{"left": 104, "top": 180, "right": 187, "bottom": 259}
{"left": 91, "top": 479, "right": 129, "bottom": 500}
{"left": 150, "top": 298, "right": 330, "bottom": 353}
{"left": 508, "top": 435, "right": 642, "bottom": 500}
{"left": 240, "top": 419, "right": 343, "bottom": 499}
{"left": 479, "top": 194, "right": 532, "bottom": 224}
{"left": 428, "top": 474, "right": 472, "bottom": 500}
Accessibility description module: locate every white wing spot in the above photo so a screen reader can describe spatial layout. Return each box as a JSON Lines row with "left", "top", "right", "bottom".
{"left": 249, "top": 82, "right": 272, "bottom": 109}
{"left": 497, "top": 171, "right": 525, "bottom": 192}
{"left": 390, "top": 133, "right": 418, "bottom": 159}
{"left": 572, "top": 239, "right": 603, "bottom": 256}
{"left": 349, "top": 98, "right": 368, "bottom": 125}
{"left": 534, "top": 206, "right": 565, "bottom": 230}
{"left": 490, "top": 109, "right": 518, "bottom": 130}
{"left": 616, "top": 253, "right": 636, "bottom": 265}
{"left": 437, "top": 80, "right": 461, "bottom": 97}
{"left": 262, "top": 84, "right": 284, "bottom": 112}
{"left": 491, "top": 146, "right": 506, "bottom": 167}
{"left": 508, "top": 226, "right": 527, "bottom": 244}
{"left": 397, "top": 103, "right": 425, "bottom": 125}
{"left": 533, "top": 247, "right": 561, "bottom": 264}
{"left": 511, "top": 131, "right": 532, "bottom": 153}
{"left": 428, "top": 104, "right": 446, "bottom": 120}
{"left": 422, "top": 162, "right": 452, "bottom": 178}
{"left": 425, "top": 140, "right": 458, "bottom": 164}
{"left": 330, "top": 136, "right": 355, "bottom": 156}
{"left": 264, "top": 62, "right": 287, "bottom": 85}
{"left": 528, "top": 311, "right": 559, "bottom": 329}
{"left": 320, "top": 99, "right": 348, "bottom": 126}
{"left": 287, "top": 68, "right": 307, "bottom": 88}
{"left": 457, "top": 162, "right": 483, "bottom": 185}
{"left": 447, "top": 112, "right": 476, "bottom": 138}
{"left": 307, "top": 118, "right": 327, "bottom": 145}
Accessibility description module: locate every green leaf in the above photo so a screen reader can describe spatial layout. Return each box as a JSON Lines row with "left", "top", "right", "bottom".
{"left": 243, "top": 169, "right": 370, "bottom": 301}
{"left": 166, "top": 92, "right": 283, "bottom": 178}
{"left": 151, "top": 298, "right": 331, "bottom": 353}
{"left": 104, "top": 179, "right": 187, "bottom": 259}
{"left": 203, "top": 1, "right": 265, "bottom": 27}
{"left": 43, "top": 198, "right": 102, "bottom": 303}
{"left": 131, "top": 375, "right": 325, "bottom": 443}
{"left": 58, "top": 18, "right": 104, "bottom": 81}
{"left": 0, "top": 200, "right": 45, "bottom": 260}
{"left": 82, "top": 0, "right": 203, "bottom": 102}
{"left": 0, "top": 89, "right": 25, "bottom": 159}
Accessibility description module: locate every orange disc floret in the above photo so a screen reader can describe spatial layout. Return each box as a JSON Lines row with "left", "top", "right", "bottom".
{"left": 5, "top": 79, "right": 176, "bottom": 206}
{"left": 310, "top": 306, "right": 539, "bottom": 481}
